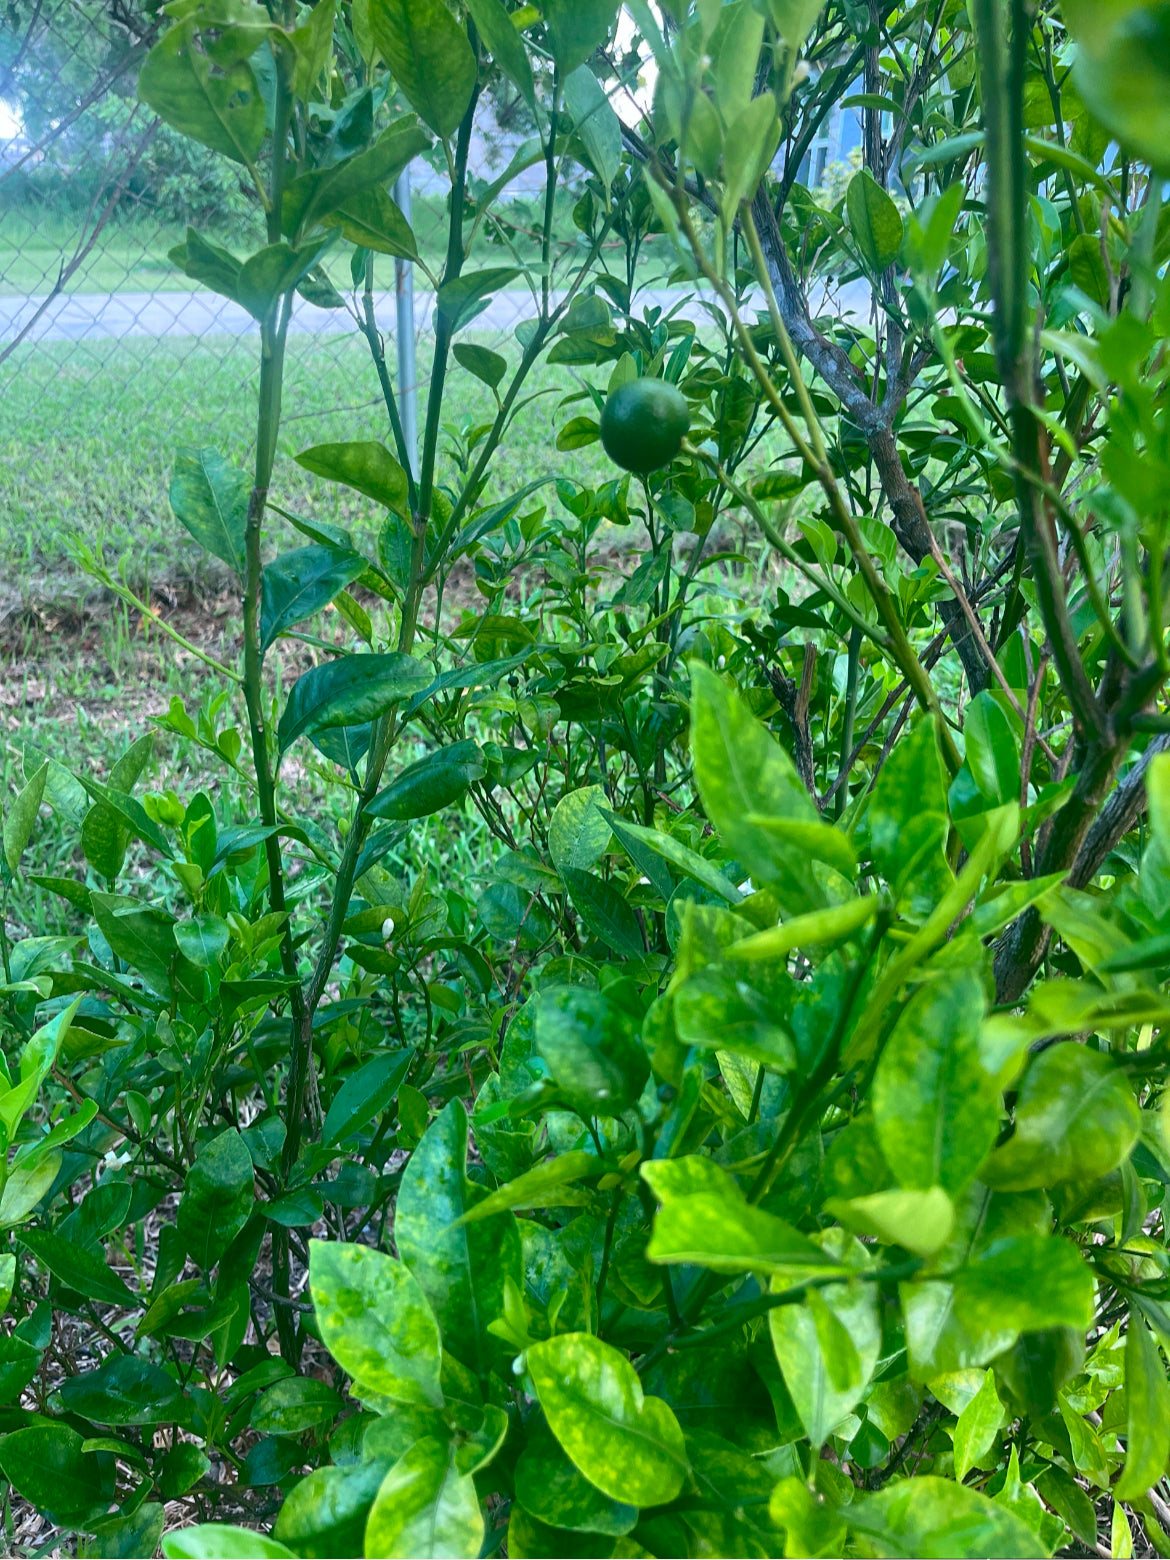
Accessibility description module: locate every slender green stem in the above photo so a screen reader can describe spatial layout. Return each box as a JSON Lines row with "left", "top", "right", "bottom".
{"left": 417, "top": 65, "right": 482, "bottom": 530}
{"left": 359, "top": 254, "right": 419, "bottom": 514}
{"left": 236, "top": 33, "right": 311, "bottom": 1360}
{"left": 0, "top": 886, "right": 12, "bottom": 987}
{"left": 76, "top": 561, "right": 242, "bottom": 683}
{"left": 541, "top": 70, "right": 561, "bottom": 321}
{"left": 973, "top": 0, "right": 1106, "bottom": 741}
{"left": 747, "top": 917, "right": 885, "bottom": 1206}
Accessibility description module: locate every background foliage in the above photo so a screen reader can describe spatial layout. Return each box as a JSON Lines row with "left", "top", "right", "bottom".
{"left": 4, "top": 1, "right": 1170, "bottom": 1557}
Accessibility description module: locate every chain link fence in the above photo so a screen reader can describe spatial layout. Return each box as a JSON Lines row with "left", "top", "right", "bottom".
{"left": 0, "top": 0, "right": 872, "bottom": 607}
{"left": 0, "top": 0, "right": 552, "bottom": 595}
{"left": 0, "top": 0, "right": 543, "bottom": 426}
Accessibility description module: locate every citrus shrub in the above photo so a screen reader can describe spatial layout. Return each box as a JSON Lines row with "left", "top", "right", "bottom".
{"left": 2, "top": 1, "right": 1170, "bottom": 1557}
{"left": 169, "top": 672, "right": 1170, "bottom": 1559}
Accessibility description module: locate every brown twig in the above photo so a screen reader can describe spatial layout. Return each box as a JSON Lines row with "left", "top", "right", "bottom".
{"left": 768, "top": 643, "right": 818, "bottom": 799}
{"left": 923, "top": 516, "right": 1058, "bottom": 765}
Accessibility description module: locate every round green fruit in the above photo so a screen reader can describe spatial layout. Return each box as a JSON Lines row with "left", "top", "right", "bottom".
{"left": 600, "top": 377, "right": 690, "bottom": 474}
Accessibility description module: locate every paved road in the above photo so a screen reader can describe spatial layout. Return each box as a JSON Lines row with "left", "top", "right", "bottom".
{"left": 1, "top": 280, "right": 870, "bottom": 344}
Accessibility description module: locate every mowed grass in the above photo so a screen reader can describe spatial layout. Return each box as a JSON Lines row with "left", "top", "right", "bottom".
{"left": 0, "top": 192, "right": 582, "bottom": 296}
{"left": 0, "top": 327, "right": 618, "bottom": 604}
{"left": 0, "top": 210, "right": 199, "bottom": 297}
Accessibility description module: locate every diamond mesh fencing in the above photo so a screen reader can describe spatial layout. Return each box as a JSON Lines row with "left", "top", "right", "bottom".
{"left": 0, "top": 0, "right": 546, "bottom": 584}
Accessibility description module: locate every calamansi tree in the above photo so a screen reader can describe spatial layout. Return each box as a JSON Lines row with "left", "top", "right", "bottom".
{"left": 5, "top": 1, "right": 1170, "bottom": 1556}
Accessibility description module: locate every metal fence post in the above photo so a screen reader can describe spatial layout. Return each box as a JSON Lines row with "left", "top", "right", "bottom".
{"left": 393, "top": 165, "right": 419, "bottom": 482}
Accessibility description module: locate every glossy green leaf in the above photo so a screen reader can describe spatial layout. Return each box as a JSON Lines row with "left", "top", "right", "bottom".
{"left": 721, "top": 93, "right": 780, "bottom": 221}
{"left": 602, "top": 810, "right": 739, "bottom": 903}
{"left": 451, "top": 1150, "right": 602, "bottom": 1226}
{"left": 89, "top": 892, "right": 179, "bottom": 998}
{"left": 326, "top": 186, "right": 419, "bottom": 260}
{"left": 464, "top": 0, "right": 535, "bottom": 107}
{"left": 964, "top": 692, "right": 1020, "bottom": 806}
{"left": 541, "top": 0, "right": 619, "bottom": 73}
{"left": 869, "top": 715, "right": 951, "bottom": 912}
{"left": 274, "top": 1459, "right": 391, "bottom": 1559}
{"left": 713, "top": 1, "right": 765, "bottom": 123}
{"left": 289, "top": 0, "right": 333, "bottom": 101}
{"left": 4, "top": 761, "right": 46, "bottom": 876}
{"left": 0, "top": 1335, "right": 44, "bottom": 1405}
{"left": 178, "top": 1128, "right": 254, "bottom": 1270}
{"left": 513, "top": 1418, "right": 637, "bottom": 1536}
{"left": 725, "top": 895, "right": 877, "bottom": 962}
{"left": 281, "top": 120, "right": 430, "bottom": 237}
{"left": 673, "top": 961, "right": 795, "bottom": 1067}
{"left": 309, "top": 1240, "right": 442, "bottom": 1407}
{"left": 452, "top": 342, "right": 509, "bottom": 391}
{"left": 20, "top": 1230, "right": 136, "bottom": 1307}
{"left": 78, "top": 778, "right": 174, "bottom": 859}
{"left": 82, "top": 1501, "right": 166, "bottom": 1559}
{"left": 691, "top": 664, "right": 848, "bottom": 907}
{"left": 1115, "top": 1316, "right": 1170, "bottom": 1498}
{"left": 364, "top": 1437, "right": 483, "bottom": 1559}
{"left": 0, "top": 995, "right": 80, "bottom": 1138}
{"left": 173, "top": 914, "right": 230, "bottom": 969}
{"left": 260, "top": 545, "right": 369, "bottom": 652}
{"left": 159, "top": 1444, "right": 211, "bottom": 1500}
{"left": 981, "top": 1043, "right": 1141, "bottom": 1190}
{"left": 138, "top": 21, "right": 265, "bottom": 165}
{"left": 952, "top": 1234, "right": 1095, "bottom": 1334}
{"left": 0, "top": 1425, "right": 106, "bottom": 1523}
{"left": 647, "top": 1190, "right": 833, "bottom": 1273}
{"left": 366, "top": 0, "right": 476, "bottom": 137}
{"left": 549, "top": 786, "right": 612, "bottom": 873}
{"left": 534, "top": 984, "right": 649, "bottom": 1115}
{"left": 277, "top": 653, "right": 431, "bottom": 753}
{"left": 770, "top": 1475, "right": 848, "bottom": 1559}
{"left": 826, "top": 1187, "right": 955, "bottom": 1257}
{"left": 80, "top": 804, "right": 129, "bottom": 881}
{"left": 251, "top": 1376, "right": 343, "bottom": 1435}
{"left": 641, "top": 1155, "right": 742, "bottom": 1201}
{"left": 367, "top": 741, "right": 485, "bottom": 821}
{"left": 563, "top": 66, "right": 622, "bottom": 194}
{"left": 169, "top": 447, "right": 249, "bottom": 573}
{"left": 847, "top": 168, "right": 905, "bottom": 271}
{"left": 872, "top": 968, "right": 996, "bottom": 1197}
{"left": 0, "top": 1152, "right": 62, "bottom": 1228}
{"left": 527, "top": 1332, "right": 688, "bottom": 1506}
{"left": 1064, "top": 0, "right": 1170, "bottom": 174}
{"left": 953, "top": 1368, "right": 1006, "bottom": 1480}
{"left": 162, "top": 1525, "right": 295, "bottom": 1559}
{"left": 769, "top": 0, "right": 826, "bottom": 49}
{"left": 394, "top": 1100, "right": 523, "bottom": 1377}
{"left": 169, "top": 227, "right": 242, "bottom": 302}
{"left": 562, "top": 867, "right": 644, "bottom": 957}
{"left": 769, "top": 1252, "right": 881, "bottom": 1446}
{"left": 236, "top": 238, "right": 330, "bottom": 322}
{"left": 58, "top": 1355, "right": 183, "bottom": 1425}
{"left": 437, "top": 268, "right": 522, "bottom": 332}
{"left": 295, "top": 440, "right": 410, "bottom": 514}
{"left": 322, "top": 1049, "right": 412, "bottom": 1147}
{"left": 848, "top": 1474, "right": 1045, "bottom": 1557}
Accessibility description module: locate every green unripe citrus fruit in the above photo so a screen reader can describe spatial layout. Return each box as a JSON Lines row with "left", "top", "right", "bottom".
{"left": 600, "top": 377, "right": 690, "bottom": 474}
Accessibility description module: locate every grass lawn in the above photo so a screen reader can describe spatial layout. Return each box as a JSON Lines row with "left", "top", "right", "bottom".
{"left": 0, "top": 328, "right": 623, "bottom": 607}
{"left": 0, "top": 193, "right": 594, "bottom": 296}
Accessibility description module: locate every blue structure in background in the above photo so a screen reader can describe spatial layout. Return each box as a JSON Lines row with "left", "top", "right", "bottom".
{"left": 792, "top": 95, "right": 865, "bottom": 188}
